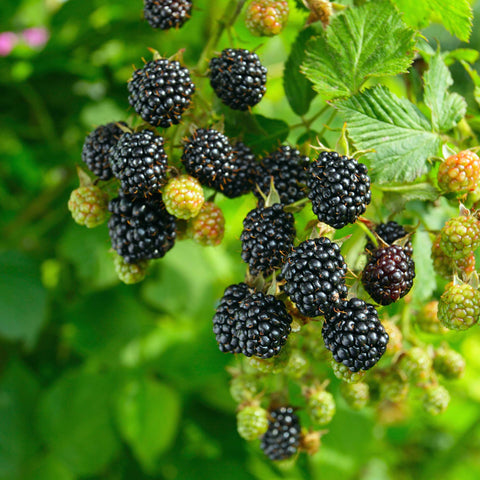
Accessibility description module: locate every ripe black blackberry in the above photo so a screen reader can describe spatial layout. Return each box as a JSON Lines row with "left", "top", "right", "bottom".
{"left": 362, "top": 245, "right": 415, "bottom": 306}
{"left": 219, "top": 142, "right": 260, "bottom": 198}
{"left": 365, "top": 221, "right": 413, "bottom": 256}
{"left": 143, "top": 0, "right": 192, "bottom": 30}
{"left": 307, "top": 151, "right": 371, "bottom": 229}
{"left": 281, "top": 237, "right": 348, "bottom": 317}
{"left": 128, "top": 58, "right": 195, "bottom": 128}
{"left": 212, "top": 283, "right": 292, "bottom": 358}
{"left": 260, "top": 406, "right": 301, "bottom": 461}
{"left": 109, "top": 130, "right": 168, "bottom": 196}
{"left": 322, "top": 297, "right": 389, "bottom": 372}
{"left": 209, "top": 48, "right": 267, "bottom": 110}
{"left": 81, "top": 122, "right": 126, "bottom": 180}
{"left": 108, "top": 192, "right": 176, "bottom": 263}
{"left": 254, "top": 146, "right": 309, "bottom": 205}
{"left": 181, "top": 128, "right": 239, "bottom": 194}
{"left": 241, "top": 203, "right": 295, "bottom": 276}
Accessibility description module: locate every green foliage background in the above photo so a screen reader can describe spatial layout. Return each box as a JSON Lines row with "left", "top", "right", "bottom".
{"left": 2, "top": 0, "right": 480, "bottom": 479}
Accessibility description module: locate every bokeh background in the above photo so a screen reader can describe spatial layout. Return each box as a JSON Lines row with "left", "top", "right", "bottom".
{"left": 3, "top": 0, "right": 480, "bottom": 479}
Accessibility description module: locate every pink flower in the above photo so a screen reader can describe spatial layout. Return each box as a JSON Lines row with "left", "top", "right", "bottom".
{"left": 0, "top": 32, "right": 18, "bottom": 56}
{"left": 22, "top": 27, "right": 49, "bottom": 48}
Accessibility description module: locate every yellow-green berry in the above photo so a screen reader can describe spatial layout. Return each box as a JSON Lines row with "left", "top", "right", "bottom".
{"left": 383, "top": 320, "right": 403, "bottom": 356}
{"left": 423, "top": 384, "right": 450, "bottom": 415}
{"left": 187, "top": 202, "right": 225, "bottom": 246}
{"left": 440, "top": 216, "right": 480, "bottom": 260}
{"left": 416, "top": 301, "right": 448, "bottom": 334}
{"left": 245, "top": 0, "right": 289, "bottom": 37}
{"left": 284, "top": 350, "right": 309, "bottom": 378}
{"left": 68, "top": 186, "right": 109, "bottom": 228}
{"left": 237, "top": 404, "right": 269, "bottom": 441}
{"left": 340, "top": 382, "right": 370, "bottom": 410}
{"left": 331, "top": 358, "right": 366, "bottom": 383}
{"left": 379, "top": 372, "right": 409, "bottom": 403}
{"left": 114, "top": 253, "right": 149, "bottom": 284}
{"left": 230, "top": 374, "right": 262, "bottom": 404}
{"left": 438, "top": 282, "right": 480, "bottom": 331}
{"left": 163, "top": 174, "right": 204, "bottom": 220}
{"left": 307, "top": 390, "right": 336, "bottom": 425}
{"left": 397, "top": 347, "right": 432, "bottom": 382}
{"left": 433, "top": 346, "right": 466, "bottom": 379}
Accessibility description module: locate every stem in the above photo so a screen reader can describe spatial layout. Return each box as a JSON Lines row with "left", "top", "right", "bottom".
{"left": 195, "top": 0, "right": 247, "bottom": 73}
{"left": 355, "top": 220, "right": 377, "bottom": 248}
{"left": 317, "top": 109, "right": 337, "bottom": 138}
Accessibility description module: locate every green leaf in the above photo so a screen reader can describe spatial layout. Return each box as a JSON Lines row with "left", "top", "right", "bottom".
{"left": 0, "top": 251, "right": 47, "bottom": 347}
{"left": 411, "top": 229, "right": 436, "bottom": 305}
{"left": 23, "top": 456, "right": 74, "bottom": 480}
{"left": 444, "top": 49, "right": 479, "bottom": 66}
{"left": 335, "top": 86, "right": 441, "bottom": 183}
{"left": 461, "top": 61, "right": 480, "bottom": 108}
{"left": 0, "top": 361, "right": 41, "bottom": 479}
{"left": 392, "top": 0, "right": 472, "bottom": 41}
{"left": 376, "top": 182, "right": 441, "bottom": 212}
{"left": 423, "top": 52, "right": 466, "bottom": 132}
{"left": 283, "top": 26, "right": 318, "bottom": 116}
{"left": 115, "top": 377, "right": 180, "bottom": 471}
{"left": 302, "top": 0, "right": 415, "bottom": 100}
{"left": 37, "top": 371, "right": 121, "bottom": 477}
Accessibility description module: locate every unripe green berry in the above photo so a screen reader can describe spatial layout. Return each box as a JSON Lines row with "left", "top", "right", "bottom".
{"left": 284, "top": 350, "right": 309, "bottom": 378}
{"left": 68, "top": 186, "right": 109, "bottom": 228}
{"left": 423, "top": 384, "right": 450, "bottom": 415}
{"left": 230, "top": 374, "right": 261, "bottom": 404}
{"left": 248, "top": 346, "right": 291, "bottom": 373}
{"left": 187, "top": 202, "right": 225, "bottom": 246}
{"left": 383, "top": 320, "right": 403, "bottom": 356}
{"left": 438, "top": 282, "right": 480, "bottom": 331}
{"left": 245, "top": 0, "right": 289, "bottom": 37}
{"left": 416, "top": 301, "right": 448, "bottom": 334}
{"left": 433, "top": 346, "right": 466, "bottom": 379}
{"left": 163, "top": 174, "right": 204, "bottom": 220}
{"left": 380, "top": 373, "right": 409, "bottom": 403}
{"left": 113, "top": 253, "right": 149, "bottom": 284}
{"left": 331, "top": 358, "right": 366, "bottom": 384}
{"left": 307, "top": 390, "right": 336, "bottom": 425}
{"left": 397, "top": 347, "right": 432, "bottom": 382}
{"left": 440, "top": 216, "right": 480, "bottom": 260}
{"left": 340, "top": 382, "right": 370, "bottom": 410}
{"left": 237, "top": 404, "right": 269, "bottom": 441}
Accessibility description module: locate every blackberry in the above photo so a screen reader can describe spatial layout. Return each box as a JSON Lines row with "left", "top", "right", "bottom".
{"left": 260, "top": 406, "right": 301, "bottom": 461}
{"left": 181, "top": 128, "right": 234, "bottom": 190}
{"left": 307, "top": 151, "right": 371, "bottom": 229}
{"left": 361, "top": 245, "right": 415, "bottom": 306}
{"left": 365, "top": 221, "right": 412, "bottom": 256}
{"left": 212, "top": 283, "right": 292, "bottom": 358}
{"left": 128, "top": 58, "right": 195, "bottom": 128}
{"left": 108, "top": 192, "right": 176, "bottom": 263}
{"left": 143, "top": 0, "right": 192, "bottom": 30}
{"left": 254, "top": 146, "right": 309, "bottom": 206}
{"left": 81, "top": 122, "right": 126, "bottom": 180}
{"left": 322, "top": 298, "right": 389, "bottom": 372}
{"left": 240, "top": 203, "right": 295, "bottom": 276}
{"left": 209, "top": 48, "right": 267, "bottom": 111}
{"left": 109, "top": 130, "right": 168, "bottom": 196}
{"left": 281, "top": 237, "right": 348, "bottom": 317}
{"left": 220, "top": 142, "right": 260, "bottom": 198}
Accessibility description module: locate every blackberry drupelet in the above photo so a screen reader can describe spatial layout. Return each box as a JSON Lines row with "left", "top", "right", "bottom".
{"left": 307, "top": 151, "right": 371, "bottom": 229}
{"left": 81, "top": 122, "right": 126, "bottom": 180}
{"left": 209, "top": 48, "right": 267, "bottom": 110}
{"left": 213, "top": 283, "right": 251, "bottom": 354}
{"left": 181, "top": 128, "right": 234, "bottom": 190}
{"left": 241, "top": 203, "right": 295, "bottom": 276}
{"left": 281, "top": 237, "right": 348, "bottom": 317}
{"left": 365, "top": 221, "right": 412, "bottom": 256}
{"left": 109, "top": 130, "right": 168, "bottom": 196}
{"left": 254, "top": 145, "right": 309, "bottom": 205}
{"left": 322, "top": 297, "right": 389, "bottom": 372}
{"left": 212, "top": 283, "right": 292, "bottom": 358}
{"left": 362, "top": 245, "right": 415, "bottom": 306}
{"left": 260, "top": 406, "right": 301, "bottom": 461}
{"left": 143, "top": 0, "right": 192, "bottom": 30}
{"left": 108, "top": 192, "right": 176, "bottom": 263}
{"left": 219, "top": 142, "right": 260, "bottom": 198}
{"left": 128, "top": 58, "right": 195, "bottom": 128}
